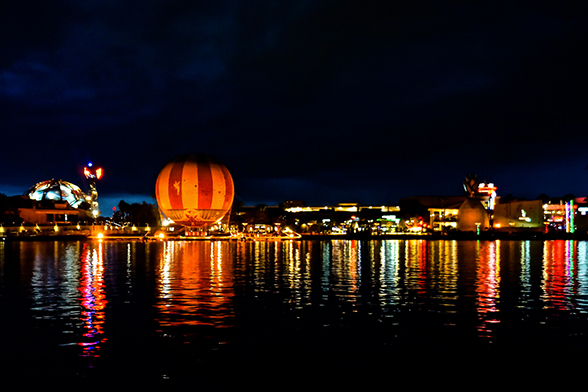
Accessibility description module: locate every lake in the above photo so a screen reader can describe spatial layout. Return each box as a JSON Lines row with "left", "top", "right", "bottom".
{"left": 1, "top": 239, "right": 587, "bottom": 387}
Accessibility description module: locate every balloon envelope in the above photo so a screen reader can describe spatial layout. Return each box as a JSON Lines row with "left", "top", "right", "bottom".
{"left": 155, "top": 154, "right": 234, "bottom": 227}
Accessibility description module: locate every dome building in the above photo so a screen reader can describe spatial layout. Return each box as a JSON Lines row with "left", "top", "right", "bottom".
{"left": 15, "top": 179, "right": 94, "bottom": 225}
{"left": 26, "top": 179, "right": 89, "bottom": 209}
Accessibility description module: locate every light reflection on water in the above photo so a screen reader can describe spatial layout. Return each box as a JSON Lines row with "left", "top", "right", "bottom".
{"left": 156, "top": 241, "right": 235, "bottom": 327}
{"left": 78, "top": 242, "right": 108, "bottom": 357}
{"left": 27, "top": 242, "right": 109, "bottom": 356}
{"left": 2, "top": 239, "right": 588, "bottom": 382}
{"left": 541, "top": 240, "right": 588, "bottom": 313}
{"left": 475, "top": 240, "right": 500, "bottom": 340}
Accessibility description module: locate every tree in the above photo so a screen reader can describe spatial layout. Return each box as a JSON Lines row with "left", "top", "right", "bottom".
{"left": 113, "top": 200, "right": 160, "bottom": 226}
{"left": 0, "top": 194, "right": 23, "bottom": 225}
{"left": 501, "top": 194, "right": 516, "bottom": 203}
{"left": 537, "top": 193, "right": 550, "bottom": 202}
{"left": 253, "top": 204, "right": 269, "bottom": 224}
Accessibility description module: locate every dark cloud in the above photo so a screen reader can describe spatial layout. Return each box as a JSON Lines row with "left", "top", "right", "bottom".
{"left": 1, "top": 1, "right": 588, "bottom": 209}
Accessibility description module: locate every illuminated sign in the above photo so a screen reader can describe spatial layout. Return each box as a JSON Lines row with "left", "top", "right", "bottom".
{"left": 478, "top": 183, "right": 497, "bottom": 210}
{"left": 566, "top": 200, "right": 575, "bottom": 233}
{"left": 544, "top": 204, "right": 578, "bottom": 211}
{"left": 518, "top": 209, "right": 531, "bottom": 222}
{"left": 478, "top": 183, "right": 497, "bottom": 195}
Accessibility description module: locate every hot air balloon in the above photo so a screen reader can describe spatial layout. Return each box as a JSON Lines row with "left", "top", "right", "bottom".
{"left": 155, "top": 154, "right": 234, "bottom": 228}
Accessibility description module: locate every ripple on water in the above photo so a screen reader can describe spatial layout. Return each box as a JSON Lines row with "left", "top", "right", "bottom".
{"left": 3, "top": 239, "right": 588, "bottom": 383}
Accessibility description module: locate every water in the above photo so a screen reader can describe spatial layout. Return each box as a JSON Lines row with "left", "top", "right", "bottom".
{"left": 1, "top": 239, "right": 588, "bottom": 386}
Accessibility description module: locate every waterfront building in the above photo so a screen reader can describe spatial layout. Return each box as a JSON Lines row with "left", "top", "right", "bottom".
{"left": 490, "top": 197, "right": 588, "bottom": 234}
{"left": 0, "top": 179, "right": 95, "bottom": 230}
{"left": 16, "top": 197, "right": 89, "bottom": 225}
{"left": 457, "top": 198, "right": 490, "bottom": 232}
{"left": 230, "top": 202, "right": 402, "bottom": 235}
{"left": 401, "top": 195, "right": 466, "bottom": 231}
{"left": 542, "top": 198, "right": 584, "bottom": 233}
{"left": 493, "top": 199, "right": 544, "bottom": 232}
{"left": 283, "top": 202, "right": 402, "bottom": 234}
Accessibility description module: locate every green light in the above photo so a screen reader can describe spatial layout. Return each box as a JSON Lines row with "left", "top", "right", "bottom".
{"left": 570, "top": 200, "right": 575, "bottom": 234}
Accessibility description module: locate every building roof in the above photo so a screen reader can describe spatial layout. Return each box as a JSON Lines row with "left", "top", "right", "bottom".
{"left": 25, "top": 179, "right": 89, "bottom": 209}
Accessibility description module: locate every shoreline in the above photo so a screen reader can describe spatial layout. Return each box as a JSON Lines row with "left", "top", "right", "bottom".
{"left": 299, "top": 231, "right": 588, "bottom": 241}
{"left": 2, "top": 231, "right": 587, "bottom": 242}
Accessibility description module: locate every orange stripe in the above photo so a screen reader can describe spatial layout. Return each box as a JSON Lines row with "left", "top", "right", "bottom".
{"left": 209, "top": 162, "right": 224, "bottom": 209}
{"left": 156, "top": 161, "right": 173, "bottom": 211}
{"left": 181, "top": 156, "right": 200, "bottom": 209}
{"left": 220, "top": 164, "right": 234, "bottom": 212}
{"left": 168, "top": 156, "right": 185, "bottom": 210}
{"left": 155, "top": 177, "right": 162, "bottom": 208}
{"left": 197, "top": 155, "right": 213, "bottom": 210}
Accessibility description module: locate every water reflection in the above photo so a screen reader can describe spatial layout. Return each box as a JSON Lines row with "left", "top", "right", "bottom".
{"left": 284, "top": 240, "right": 312, "bottom": 308}
{"left": 30, "top": 242, "right": 80, "bottom": 319}
{"left": 519, "top": 241, "right": 532, "bottom": 305}
{"left": 377, "top": 240, "right": 400, "bottom": 306}
{"left": 542, "top": 240, "right": 577, "bottom": 311}
{"left": 330, "top": 240, "right": 361, "bottom": 303}
{"left": 428, "top": 240, "right": 459, "bottom": 314}
{"left": 78, "top": 242, "right": 107, "bottom": 356}
{"left": 578, "top": 242, "right": 588, "bottom": 311}
{"left": 6, "top": 238, "right": 588, "bottom": 382}
{"left": 21, "top": 241, "right": 107, "bottom": 359}
{"left": 475, "top": 240, "right": 501, "bottom": 340}
{"left": 156, "top": 241, "right": 235, "bottom": 327}
{"left": 404, "top": 240, "right": 428, "bottom": 294}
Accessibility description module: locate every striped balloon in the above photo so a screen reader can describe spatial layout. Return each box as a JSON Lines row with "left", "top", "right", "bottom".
{"left": 155, "top": 154, "right": 234, "bottom": 227}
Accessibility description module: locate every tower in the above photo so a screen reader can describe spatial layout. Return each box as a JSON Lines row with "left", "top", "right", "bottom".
{"left": 83, "top": 163, "right": 103, "bottom": 218}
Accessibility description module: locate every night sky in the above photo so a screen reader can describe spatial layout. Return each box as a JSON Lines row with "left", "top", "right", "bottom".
{"left": 2, "top": 1, "right": 587, "bottom": 212}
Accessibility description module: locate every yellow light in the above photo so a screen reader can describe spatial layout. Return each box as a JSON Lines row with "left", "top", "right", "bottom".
{"left": 54, "top": 224, "right": 59, "bottom": 232}
{"left": 97, "top": 232, "right": 104, "bottom": 239}
{"left": 158, "top": 232, "right": 165, "bottom": 239}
